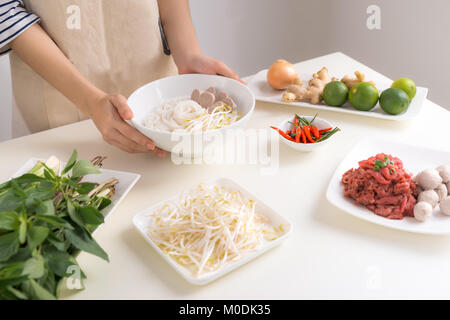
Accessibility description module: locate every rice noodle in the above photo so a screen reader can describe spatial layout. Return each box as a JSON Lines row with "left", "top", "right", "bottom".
{"left": 143, "top": 97, "right": 240, "bottom": 133}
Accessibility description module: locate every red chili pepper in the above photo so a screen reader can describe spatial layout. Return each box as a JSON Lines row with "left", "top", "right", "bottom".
{"left": 270, "top": 126, "right": 295, "bottom": 141}
{"left": 295, "top": 127, "right": 301, "bottom": 143}
{"left": 303, "top": 125, "right": 315, "bottom": 143}
{"left": 286, "top": 130, "right": 291, "bottom": 135}
{"left": 319, "top": 127, "right": 332, "bottom": 133}
{"left": 301, "top": 130, "right": 306, "bottom": 143}
{"left": 294, "top": 115, "right": 299, "bottom": 127}
{"left": 311, "top": 126, "right": 320, "bottom": 139}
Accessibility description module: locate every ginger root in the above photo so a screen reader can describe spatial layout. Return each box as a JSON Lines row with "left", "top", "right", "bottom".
{"left": 282, "top": 67, "right": 331, "bottom": 104}
{"left": 341, "top": 71, "right": 375, "bottom": 89}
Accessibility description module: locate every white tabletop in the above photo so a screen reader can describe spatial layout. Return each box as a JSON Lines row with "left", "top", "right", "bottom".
{"left": 1, "top": 52, "right": 450, "bottom": 299}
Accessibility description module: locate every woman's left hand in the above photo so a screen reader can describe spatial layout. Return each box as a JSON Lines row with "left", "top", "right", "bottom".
{"left": 176, "top": 52, "right": 244, "bottom": 84}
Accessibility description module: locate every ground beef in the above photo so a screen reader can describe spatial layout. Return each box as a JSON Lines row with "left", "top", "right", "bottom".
{"left": 341, "top": 153, "right": 418, "bottom": 219}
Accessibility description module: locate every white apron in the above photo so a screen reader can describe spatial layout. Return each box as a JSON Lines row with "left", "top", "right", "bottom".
{"left": 10, "top": 0, "right": 178, "bottom": 136}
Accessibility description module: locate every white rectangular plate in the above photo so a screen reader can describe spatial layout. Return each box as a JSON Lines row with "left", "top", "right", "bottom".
{"left": 248, "top": 68, "right": 428, "bottom": 121}
{"left": 326, "top": 138, "right": 450, "bottom": 235}
{"left": 133, "top": 178, "right": 293, "bottom": 285}
{"left": 13, "top": 158, "right": 141, "bottom": 230}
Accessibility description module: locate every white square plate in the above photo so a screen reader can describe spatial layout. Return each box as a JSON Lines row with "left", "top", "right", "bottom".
{"left": 133, "top": 178, "right": 293, "bottom": 285}
{"left": 13, "top": 158, "right": 141, "bottom": 230}
{"left": 247, "top": 68, "right": 428, "bottom": 121}
{"left": 326, "top": 138, "right": 450, "bottom": 235}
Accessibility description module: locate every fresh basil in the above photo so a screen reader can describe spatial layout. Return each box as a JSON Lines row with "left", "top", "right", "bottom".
{"left": 0, "top": 150, "right": 117, "bottom": 299}
{"left": 0, "top": 212, "right": 20, "bottom": 231}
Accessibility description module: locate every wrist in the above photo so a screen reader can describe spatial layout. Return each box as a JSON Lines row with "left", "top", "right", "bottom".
{"left": 78, "top": 86, "right": 107, "bottom": 118}
{"left": 173, "top": 49, "right": 202, "bottom": 73}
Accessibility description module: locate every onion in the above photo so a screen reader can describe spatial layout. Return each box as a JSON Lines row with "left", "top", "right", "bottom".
{"left": 266, "top": 59, "right": 298, "bottom": 90}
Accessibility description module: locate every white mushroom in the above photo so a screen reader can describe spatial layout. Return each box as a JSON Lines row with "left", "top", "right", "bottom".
{"left": 440, "top": 196, "right": 450, "bottom": 216}
{"left": 437, "top": 165, "right": 450, "bottom": 183}
{"left": 435, "top": 183, "right": 448, "bottom": 201}
{"left": 416, "top": 169, "right": 443, "bottom": 190}
{"left": 418, "top": 189, "right": 439, "bottom": 208}
{"left": 414, "top": 201, "right": 433, "bottom": 222}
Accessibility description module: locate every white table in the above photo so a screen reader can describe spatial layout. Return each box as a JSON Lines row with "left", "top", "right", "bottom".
{"left": 1, "top": 52, "right": 449, "bottom": 299}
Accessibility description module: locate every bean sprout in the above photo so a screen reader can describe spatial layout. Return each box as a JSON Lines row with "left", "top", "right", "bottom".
{"left": 146, "top": 183, "right": 283, "bottom": 276}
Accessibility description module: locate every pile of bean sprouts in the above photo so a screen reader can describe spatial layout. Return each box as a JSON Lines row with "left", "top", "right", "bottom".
{"left": 143, "top": 98, "right": 240, "bottom": 133}
{"left": 146, "top": 183, "right": 283, "bottom": 276}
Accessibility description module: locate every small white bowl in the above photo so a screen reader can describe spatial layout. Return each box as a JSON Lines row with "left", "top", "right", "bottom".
{"left": 127, "top": 74, "right": 255, "bottom": 154}
{"left": 278, "top": 115, "right": 338, "bottom": 152}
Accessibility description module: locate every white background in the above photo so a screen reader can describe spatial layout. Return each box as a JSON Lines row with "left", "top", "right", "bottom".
{"left": 1, "top": 0, "right": 449, "bottom": 142}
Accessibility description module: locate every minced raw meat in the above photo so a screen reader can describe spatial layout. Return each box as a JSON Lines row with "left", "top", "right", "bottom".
{"left": 341, "top": 153, "right": 418, "bottom": 219}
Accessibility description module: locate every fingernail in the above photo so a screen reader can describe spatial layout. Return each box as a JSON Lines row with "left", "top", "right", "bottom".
{"left": 157, "top": 150, "right": 166, "bottom": 158}
{"left": 125, "top": 111, "right": 133, "bottom": 119}
{"left": 147, "top": 143, "right": 155, "bottom": 151}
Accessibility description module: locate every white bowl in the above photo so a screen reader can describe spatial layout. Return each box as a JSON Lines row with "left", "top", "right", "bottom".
{"left": 278, "top": 115, "right": 338, "bottom": 152}
{"left": 127, "top": 74, "right": 255, "bottom": 154}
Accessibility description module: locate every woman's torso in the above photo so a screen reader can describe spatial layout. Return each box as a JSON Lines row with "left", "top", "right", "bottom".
{"left": 11, "top": 0, "right": 178, "bottom": 134}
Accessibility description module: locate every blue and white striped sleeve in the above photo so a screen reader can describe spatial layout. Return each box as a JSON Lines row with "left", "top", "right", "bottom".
{"left": 0, "top": 0, "right": 40, "bottom": 55}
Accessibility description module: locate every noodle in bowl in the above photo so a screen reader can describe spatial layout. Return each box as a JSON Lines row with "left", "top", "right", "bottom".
{"left": 143, "top": 97, "right": 240, "bottom": 133}
{"left": 127, "top": 74, "right": 255, "bottom": 153}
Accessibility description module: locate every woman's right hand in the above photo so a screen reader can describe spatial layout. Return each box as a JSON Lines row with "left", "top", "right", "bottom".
{"left": 88, "top": 93, "right": 166, "bottom": 156}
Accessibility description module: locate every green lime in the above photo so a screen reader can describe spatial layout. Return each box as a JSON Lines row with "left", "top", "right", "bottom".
{"left": 323, "top": 81, "right": 349, "bottom": 107}
{"left": 379, "top": 88, "right": 410, "bottom": 115}
{"left": 348, "top": 82, "right": 379, "bottom": 111}
{"left": 391, "top": 77, "right": 416, "bottom": 101}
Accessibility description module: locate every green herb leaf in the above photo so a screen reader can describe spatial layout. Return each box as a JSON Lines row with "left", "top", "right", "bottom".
{"left": 0, "top": 232, "right": 20, "bottom": 262}
{"left": 0, "top": 276, "right": 28, "bottom": 289}
{"left": 4, "top": 285, "right": 28, "bottom": 300}
{"left": 14, "top": 174, "right": 45, "bottom": 185}
{"left": 18, "top": 212, "right": 27, "bottom": 245}
{"left": 44, "top": 249, "right": 78, "bottom": 278}
{"left": 71, "top": 160, "right": 101, "bottom": 178}
{"left": 35, "top": 199, "right": 55, "bottom": 215}
{"left": 64, "top": 227, "right": 109, "bottom": 262}
{"left": 62, "top": 150, "right": 78, "bottom": 175}
{"left": 78, "top": 206, "right": 104, "bottom": 226}
{"left": 22, "top": 279, "right": 56, "bottom": 300}
{"left": 46, "top": 232, "right": 68, "bottom": 251}
{"left": 35, "top": 215, "right": 74, "bottom": 230}
{"left": 97, "top": 198, "right": 112, "bottom": 211}
{"left": 0, "top": 211, "right": 20, "bottom": 231}
{"left": 77, "top": 182, "right": 98, "bottom": 195}
{"left": 4, "top": 247, "right": 31, "bottom": 265}
{"left": 66, "top": 199, "right": 84, "bottom": 229}
{"left": 23, "top": 255, "right": 45, "bottom": 279}
{"left": 0, "top": 261, "right": 25, "bottom": 280}
{"left": 27, "top": 226, "right": 49, "bottom": 251}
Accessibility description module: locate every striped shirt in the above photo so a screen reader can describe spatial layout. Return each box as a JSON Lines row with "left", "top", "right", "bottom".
{"left": 0, "top": 0, "right": 40, "bottom": 55}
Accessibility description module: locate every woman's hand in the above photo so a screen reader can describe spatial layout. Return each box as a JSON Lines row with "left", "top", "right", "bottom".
{"left": 176, "top": 52, "right": 244, "bottom": 84}
{"left": 87, "top": 93, "right": 166, "bottom": 156}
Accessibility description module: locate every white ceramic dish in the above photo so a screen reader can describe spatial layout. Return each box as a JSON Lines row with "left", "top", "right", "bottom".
{"left": 127, "top": 74, "right": 255, "bottom": 154}
{"left": 326, "top": 138, "right": 450, "bottom": 235}
{"left": 277, "top": 115, "right": 338, "bottom": 152}
{"left": 13, "top": 158, "right": 140, "bottom": 230}
{"left": 133, "top": 178, "right": 293, "bottom": 285}
{"left": 247, "top": 67, "right": 428, "bottom": 121}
